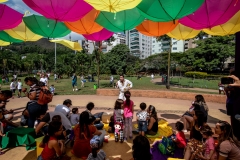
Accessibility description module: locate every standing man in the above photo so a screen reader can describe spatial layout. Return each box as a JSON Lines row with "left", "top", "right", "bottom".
{"left": 40, "top": 74, "right": 48, "bottom": 86}
{"left": 116, "top": 74, "right": 133, "bottom": 100}
{"left": 151, "top": 73, "right": 154, "bottom": 81}
{"left": 72, "top": 73, "right": 78, "bottom": 91}
{"left": 110, "top": 75, "right": 114, "bottom": 87}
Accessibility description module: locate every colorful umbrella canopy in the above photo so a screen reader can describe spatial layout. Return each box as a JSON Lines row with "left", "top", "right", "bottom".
{"left": 83, "top": 28, "right": 114, "bottom": 41}
{"left": 84, "top": 0, "right": 141, "bottom": 13}
{"left": 95, "top": 8, "right": 144, "bottom": 32}
{"left": 65, "top": 9, "right": 103, "bottom": 35}
{"left": 203, "top": 11, "right": 240, "bottom": 36}
{"left": 23, "top": 15, "right": 71, "bottom": 39}
{"left": 136, "top": 20, "right": 179, "bottom": 36}
{"left": 5, "top": 21, "right": 42, "bottom": 41}
{"left": 0, "top": 31, "right": 23, "bottom": 42}
{"left": 180, "top": 0, "right": 240, "bottom": 30}
{"left": 0, "top": 0, "right": 8, "bottom": 3}
{"left": 167, "top": 23, "right": 200, "bottom": 40}
{"left": 0, "top": 4, "right": 23, "bottom": 30}
{"left": 23, "top": 0, "right": 92, "bottom": 22}
{"left": 0, "top": 40, "right": 10, "bottom": 46}
{"left": 137, "top": 0, "right": 204, "bottom": 22}
{"left": 50, "top": 39, "right": 82, "bottom": 51}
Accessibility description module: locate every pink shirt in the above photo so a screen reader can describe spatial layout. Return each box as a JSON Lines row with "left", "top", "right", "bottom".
{"left": 123, "top": 100, "right": 134, "bottom": 118}
{"left": 204, "top": 137, "right": 215, "bottom": 158}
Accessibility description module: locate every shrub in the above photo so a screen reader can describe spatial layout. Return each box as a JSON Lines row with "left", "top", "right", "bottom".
{"left": 185, "top": 72, "right": 208, "bottom": 79}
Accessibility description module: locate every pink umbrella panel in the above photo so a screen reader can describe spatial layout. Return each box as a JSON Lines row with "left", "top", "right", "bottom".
{"left": 83, "top": 28, "right": 114, "bottom": 41}
{"left": 0, "top": 4, "right": 23, "bottom": 30}
{"left": 22, "top": 0, "right": 92, "bottom": 22}
{"left": 179, "top": 0, "right": 240, "bottom": 30}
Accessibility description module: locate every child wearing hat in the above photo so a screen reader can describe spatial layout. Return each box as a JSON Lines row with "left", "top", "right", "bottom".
{"left": 87, "top": 135, "right": 106, "bottom": 160}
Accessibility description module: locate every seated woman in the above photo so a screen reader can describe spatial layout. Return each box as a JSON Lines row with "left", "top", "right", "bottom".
{"left": 215, "top": 121, "right": 240, "bottom": 160}
{"left": 72, "top": 111, "right": 102, "bottom": 159}
{"left": 183, "top": 95, "right": 208, "bottom": 132}
{"left": 184, "top": 110, "right": 208, "bottom": 160}
{"left": 146, "top": 105, "right": 158, "bottom": 135}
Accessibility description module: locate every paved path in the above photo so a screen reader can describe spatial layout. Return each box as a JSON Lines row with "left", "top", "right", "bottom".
{"left": 2, "top": 95, "right": 229, "bottom": 160}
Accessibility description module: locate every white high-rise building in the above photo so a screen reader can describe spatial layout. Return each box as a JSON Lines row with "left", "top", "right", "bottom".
{"left": 125, "top": 29, "right": 152, "bottom": 59}
{"left": 101, "top": 33, "right": 126, "bottom": 53}
{"left": 152, "top": 37, "right": 185, "bottom": 54}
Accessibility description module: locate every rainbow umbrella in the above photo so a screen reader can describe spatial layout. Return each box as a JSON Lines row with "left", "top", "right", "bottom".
{"left": 180, "top": 0, "right": 240, "bottom": 30}
{"left": 203, "top": 11, "right": 240, "bottom": 36}
{"left": 5, "top": 21, "right": 42, "bottom": 41}
{"left": 136, "top": 20, "right": 179, "bottom": 36}
{"left": 0, "top": 4, "right": 23, "bottom": 30}
{"left": 23, "top": 0, "right": 92, "bottom": 22}
{"left": 84, "top": 0, "right": 141, "bottom": 13}
{"left": 95, "top": 8, "right": 145, "bottom": 32}
{"left": 0, "top": 31, "right": 23, "bottom": 42}
{"left": 83, "top": 28, "right": 114, "bottom": 41}
{"left": 65, "top": 9, "right": 103, "bottom": 35}
{"left": 50, "top": 39, "right": 82, "bottom": 51}
{"left": 167, "top": 23, "right": 200, "bottom": 40}
{"left": 0, "top": 40, "right": 10, "bottom": 46}
{"left": 23, "top": 15, "right": 71, "bottom": 39}
{"left": 137, "top": 0, "right": 204, "bottom": 22}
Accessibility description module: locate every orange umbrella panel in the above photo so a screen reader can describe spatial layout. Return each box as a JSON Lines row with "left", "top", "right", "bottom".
{"left": 136, "top": 20, "right": 179, "bottom": 36}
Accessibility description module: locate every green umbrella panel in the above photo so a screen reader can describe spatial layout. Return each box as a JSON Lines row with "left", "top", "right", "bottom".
{"left": 137, "top": 0, "right": 205, "bottom": 22}
{"left": 0, "top": 31, "right": 23, "bottom": 43}
{"left": 95, "top": 8, "right": 145, "bottom": 32}
{"left": 23, "top": 15, "right": 71, "bottom": 39}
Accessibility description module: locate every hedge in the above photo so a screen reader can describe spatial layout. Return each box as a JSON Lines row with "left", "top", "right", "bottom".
{"left": 184, "top": 72, "right": 222, "bottom": 79}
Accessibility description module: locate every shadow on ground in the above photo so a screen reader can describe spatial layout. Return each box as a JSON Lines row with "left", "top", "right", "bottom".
{"left": 219, "top": 109, "right": 227, "bottom": 115}
{"left": 160, "top": 114, "right": 181, "bottom": 120}
{"left": 22, "top": 150, "right": 36, "bottom": 160}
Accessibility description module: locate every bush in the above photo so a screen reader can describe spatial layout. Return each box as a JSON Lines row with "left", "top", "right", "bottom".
{"left": 185, "top": 72, "right": 208, "bottom": 78}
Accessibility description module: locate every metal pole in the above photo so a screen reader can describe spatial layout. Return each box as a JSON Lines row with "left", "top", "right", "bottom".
{"left": 55, "top": 42, "right": 56, "bottom": 71}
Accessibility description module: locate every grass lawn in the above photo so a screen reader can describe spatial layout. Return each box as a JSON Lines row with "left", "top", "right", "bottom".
{"left": 0, "top": 75, "right": 219, "bottom": 96}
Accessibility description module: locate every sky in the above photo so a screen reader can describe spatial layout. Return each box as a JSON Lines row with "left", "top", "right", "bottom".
{"left": 5, "top": 0, "right": 85, "bottom": 41}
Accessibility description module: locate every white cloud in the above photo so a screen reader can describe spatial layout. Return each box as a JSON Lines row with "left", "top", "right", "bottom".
{"left": 6, "top": 0, "right": 39, "bottom": 15}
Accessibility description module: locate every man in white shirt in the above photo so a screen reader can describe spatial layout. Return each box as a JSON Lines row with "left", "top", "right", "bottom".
{"left": 54, "top": 99, "right": 72, "bottom": 118}
{"left": 116, "top": 74, "right": 133, "bottom": 100}
{"left": 40, "top": 74, "right": 48, "bottom": 86}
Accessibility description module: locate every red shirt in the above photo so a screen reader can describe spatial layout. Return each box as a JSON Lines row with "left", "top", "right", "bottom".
{"left": 41, "top": 137, "right": 57, "bottom": 160}
{"left": 176, "top": 131, "right": 186, "bottom": 148}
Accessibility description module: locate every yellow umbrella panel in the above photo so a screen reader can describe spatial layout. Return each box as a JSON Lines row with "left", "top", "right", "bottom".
{"left": 203, "top": 11, "right": 240, "bottom": 36}
{"left": 50, "top": 39, "right": 82, "bottom": 51}
{"left": 167, "top": 23, "right": 200, "bottom": 40}
{"left": 0, "top": 0, "right": 8, "bottom": 3}
{"left": 84, "top": 0, "right": 141, "bottom": 13}
{"left": 4, "top": 21, "right": 42, "bottom": 41}
{"left": 0, "top": 40, "right": 10, "bottom": 46}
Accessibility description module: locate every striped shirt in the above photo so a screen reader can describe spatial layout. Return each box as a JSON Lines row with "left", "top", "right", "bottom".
{"left": 87, "top": 149, "right": 106, "bottom": 160}
{"left": 29, "top": 84, "right": 41, "bottom": 102}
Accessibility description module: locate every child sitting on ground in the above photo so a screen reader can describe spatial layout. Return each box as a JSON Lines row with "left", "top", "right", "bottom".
{"left": 136, "top": 102, "right": 148, "bottom": 136}
{"left": 87, "top": 135, "right": 106, "bottom": 160}
{"left": 172, "top": 121, "right": 186, "bottom": 149}
{"left": 70, "top": 108, "right": 79, "bottom": 126}
{"left": 50, "top": 85, "right": 55, "bottom": 95}
{"left": 38, "top": 121, "right": 64, "bottom": 160}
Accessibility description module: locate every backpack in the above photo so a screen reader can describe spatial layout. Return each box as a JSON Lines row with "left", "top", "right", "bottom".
{"left": 37, "top": 86, "right": 53, "bottom": 105}
{"left": 158, "top": 136, "right": 175, "bottom": 155}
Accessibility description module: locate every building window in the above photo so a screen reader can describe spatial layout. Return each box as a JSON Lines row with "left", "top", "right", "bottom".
{"left": 173, "top": 47, "right": 177, "bottom": 50}
{"left": 159, "top": 44, "right": 161, "bottom": 47}
{"left": 153, "top": 41, "right": 155, "bottom": 43}
{"left": 153, "top": 50, "right": 155, "bottom": 52}
{"left": 153, "top": 45, "right": 155, "bottom": 47}
{"left": 159, "top": 49, "right": 161, "bottom": 51}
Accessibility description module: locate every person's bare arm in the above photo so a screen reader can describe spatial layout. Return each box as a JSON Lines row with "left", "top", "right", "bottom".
{"left": 35, "top": 122, "right": 46, "bottom": 134}
{"left": 229, "top": 75, "right": 240, "bottom": 87}
{"left": 51, "top": 140, "right": 62, "bottom": 156}
{"left": 94, "top": 129, "right": 102, "bottom": 136}
{"left": 147, "top": 117, "right": 155, "bottom": 130}
{"left": 2, "top": 119, "right": 18, "bottom": 127}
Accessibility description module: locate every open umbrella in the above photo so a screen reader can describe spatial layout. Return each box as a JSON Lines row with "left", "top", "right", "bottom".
{"left": 137, "top": 0, "right": 204, "bottom": 22}
{"left": 23, "top": 15, "right": 71, "bottom": 39}
{"left": 5, "top": 21, "right": 42, "bottom": 41}
{"left": 0, "top": 0, "right": 8, "bottom": 3}
{"left": 0, "top": 4, "right": 23, "bottom": 30}
{"left": 0, "top": 40, "right": 10, "bottom": 46}
{"left": 203, "top": 11, "right": 240, "bottom": 36}
{"left": 95, "top": 8, "right": 144, "bottom": 32}
{"left": 0, "top": 31, "right": 23, "bottom": 42}
{"left": 83, "top": 28, "right": 114, "bottom": 41}
{"left": 84, "top": 0, "right": 141, "bottom": 13}
{"left": 167, "top": 23, "right": 200, "bottom": 40}
{"left": 179, "top": 0, "right": 240, "bottom": 30}
{"left": 65, "top": 9, "right": 103, "bottom": 35}
{"left": 50, "top": 39, "right": 82, "bottom": 51}
{"left": 23, "top": 0, "right": 92, "bottom": 22}
{"left": 136, "top": 20, "right": 179, "bottom": 36}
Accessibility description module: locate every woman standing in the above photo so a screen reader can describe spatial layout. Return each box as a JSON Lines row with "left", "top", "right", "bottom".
{"left": 23, "top": 77, "right": 48, "bottom": 128}
{"left": 72, "top": 111, "right": 102, "bottom": 159}
{"left": 146, "top": 105, "right": 158, "bottom": 135}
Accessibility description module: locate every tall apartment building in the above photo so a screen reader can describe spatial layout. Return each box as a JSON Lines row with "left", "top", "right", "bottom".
{"left": 125, "top": 29, "right": 152, "bottom": 59}
{"left": 152, "top": 37, "right": 185, "bottom": 54}
{"left": 101, "top": 33, "right": 126, "bottom": 53}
